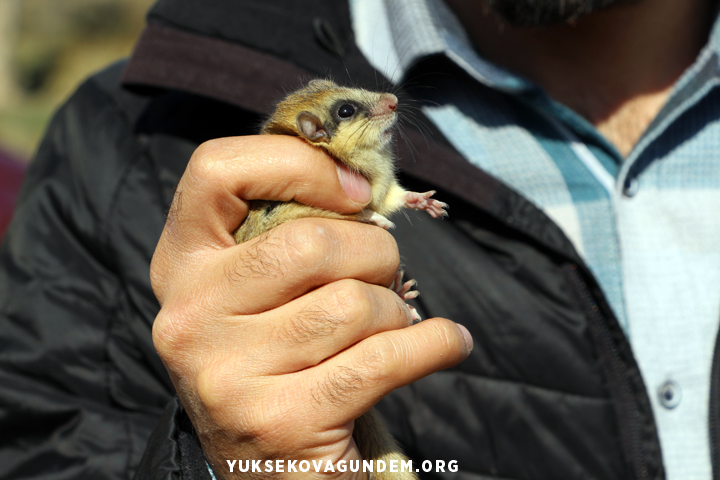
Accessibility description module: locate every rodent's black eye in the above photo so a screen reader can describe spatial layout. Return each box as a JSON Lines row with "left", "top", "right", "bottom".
{"left": 337, "top": 104, "right": 356, "bottom": 119}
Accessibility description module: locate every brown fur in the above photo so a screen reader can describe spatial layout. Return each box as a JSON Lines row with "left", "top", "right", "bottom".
{"left": 234, "top": 79, "right": 410, "bottom": 244}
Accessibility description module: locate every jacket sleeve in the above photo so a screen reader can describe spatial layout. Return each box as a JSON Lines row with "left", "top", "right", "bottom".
{"left": 133, "top": 396, "right": 213, "bottom": 480}
{"left": 0, "top": 63, "right": 194, "bottom": 479}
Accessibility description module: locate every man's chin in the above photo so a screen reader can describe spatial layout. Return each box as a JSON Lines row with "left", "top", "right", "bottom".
{"left": 488, "top": 0, "right": 634, "bottom": 26}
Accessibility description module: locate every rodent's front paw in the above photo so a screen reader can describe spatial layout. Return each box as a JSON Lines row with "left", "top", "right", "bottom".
{"left": 403, "top": 190, "right": 448, "bottom": 218}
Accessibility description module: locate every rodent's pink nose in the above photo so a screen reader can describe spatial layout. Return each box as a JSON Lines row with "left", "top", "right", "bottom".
{"left": 380, "top": 94, "right": 398, "bottom": 113}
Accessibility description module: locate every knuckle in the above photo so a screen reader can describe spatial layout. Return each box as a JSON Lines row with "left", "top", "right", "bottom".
{"left": 195, "top": 363, "right": 228, "bottom": 412}
{"left": 332, "top": 281, "right": 411, "bottom": 330}
{"left": 195, "top": 362, "right": 242, "bottom": 418}
{"left": 151, "top": 304, "right": 197, "bottom": 362}
{"left": 279, "top": 219, "right": 339, "bottom": 269}
{"left": 330, "top": 279, "right": 373, "bottom": 319}
{"left": 152, "top": 316, "right": 179, "bottom": 362}
{"left": 187, "top": 140, "right": 228, "bottom": 185}
{"left": 227, "top": 218, "right": 339, "bottom": 285}
{"left": 190, "top": 139, "right": 215, "bottom": 160}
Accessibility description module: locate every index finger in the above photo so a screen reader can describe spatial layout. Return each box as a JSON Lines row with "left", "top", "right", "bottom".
{"left": 162, "top": 135, "right": 371, "bottom": 253}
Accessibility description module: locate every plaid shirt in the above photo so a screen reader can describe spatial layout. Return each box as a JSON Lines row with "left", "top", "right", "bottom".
{"left": 351, "top": 0, "right": 720, "bottom": 477}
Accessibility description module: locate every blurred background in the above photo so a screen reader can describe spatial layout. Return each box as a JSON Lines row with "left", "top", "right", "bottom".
{"left": 0, "top": 0, "right": 154, "bottom": 238}
{"left": 0, "top": 0, "right": 154, "bottom": 163}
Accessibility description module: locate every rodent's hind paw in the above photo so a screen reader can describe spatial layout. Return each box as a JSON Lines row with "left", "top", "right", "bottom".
{"left": 392, "top": 270, "right": 418, "bottom": 299}
{"left": 403, "top": 190, "right": 448, "bottom": 218}
{"left": 391, "top": 270, "right": 422, "bottom": 322}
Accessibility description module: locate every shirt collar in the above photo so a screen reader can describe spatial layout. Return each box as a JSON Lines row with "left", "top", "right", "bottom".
{"left": 352, "top": 0, "right": 720, "bottom": 95}
{"left": 351, "top": 0, "right": 536, "bottom": 93}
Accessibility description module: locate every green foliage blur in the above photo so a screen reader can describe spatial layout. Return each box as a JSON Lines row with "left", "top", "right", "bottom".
{"left": 0, "top": 0, "right": 154, "bottom": 161}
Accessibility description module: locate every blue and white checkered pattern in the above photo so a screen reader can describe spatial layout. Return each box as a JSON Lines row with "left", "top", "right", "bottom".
{"left": 351, "top": 1, "right": 720, "bottom": 477}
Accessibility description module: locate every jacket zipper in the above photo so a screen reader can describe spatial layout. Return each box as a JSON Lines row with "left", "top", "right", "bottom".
{"left": 564, "top": 263, "right": 656, "bottom": 480}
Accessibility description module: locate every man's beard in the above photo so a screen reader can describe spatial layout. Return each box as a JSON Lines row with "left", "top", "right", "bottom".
{"left": 488, "top": 0, "right": 635, "bottom": 26}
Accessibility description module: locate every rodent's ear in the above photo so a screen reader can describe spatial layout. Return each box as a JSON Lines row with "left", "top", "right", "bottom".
{"left": 297, "top": 111, "right": 331, "bottom": 143}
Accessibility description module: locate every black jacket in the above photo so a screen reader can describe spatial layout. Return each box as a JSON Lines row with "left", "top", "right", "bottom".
{"left": 3, "top": 0, "right": 700, "bottom": 479}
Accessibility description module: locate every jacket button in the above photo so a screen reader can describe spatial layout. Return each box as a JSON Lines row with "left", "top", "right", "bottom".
{"left": 658, "top": 380, "right": 681, "bottom": 409}
{"left": 623, "top": 177, "right": 639, "bottom": 197}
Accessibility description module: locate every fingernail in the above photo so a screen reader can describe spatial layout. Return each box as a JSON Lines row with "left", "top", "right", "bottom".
{"left": 336, "top": 161, "right": 372, "bottom": 205}
{"left": 455, "top": 323, "right": 473, "bottom": 351}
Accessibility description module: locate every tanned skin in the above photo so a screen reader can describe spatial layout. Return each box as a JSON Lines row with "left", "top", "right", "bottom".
{"left": 445, "top": 0, "right": 714, "bottom": 156}
{"left": 151, "top": 134, "right": 473, "bottom": 480}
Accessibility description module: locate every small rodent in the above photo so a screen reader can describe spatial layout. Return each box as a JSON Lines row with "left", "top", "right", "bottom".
{"left": 235, "top": 79, "right": 447, "bottom": 316}
{"left": 234, "top": 78, "right": 446, "bottom": 242}
{"left": 234, "top": 79, "right": 447, "bottom": 479}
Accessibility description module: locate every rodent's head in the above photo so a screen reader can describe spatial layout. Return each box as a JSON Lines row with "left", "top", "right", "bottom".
{"left": 262, "top": 79, "right": 398, "bottom": 175}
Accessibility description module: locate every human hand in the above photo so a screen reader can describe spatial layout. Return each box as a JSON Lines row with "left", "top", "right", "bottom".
{"left": 150, "top": 135, "right": 473, "bottom": 479}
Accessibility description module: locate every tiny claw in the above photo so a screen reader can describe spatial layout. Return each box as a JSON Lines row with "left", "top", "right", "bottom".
{"left": 398, "top": 279, "right": 417, "bottom": 297}
{"left": 392, "top": 271, "right": 418, "bottom": 297}
{"left": 408, "top": 304, "right": 422, "bottom": 322}
{"left": 403, "top": 290, "right": 419, "bottom": 300}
